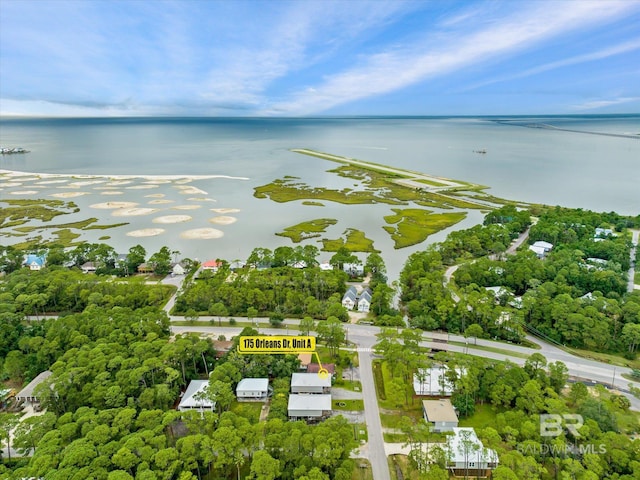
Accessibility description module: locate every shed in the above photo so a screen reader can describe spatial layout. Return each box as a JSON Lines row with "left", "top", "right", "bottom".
{"left": 236, "top": 378, "right": 269, "bottom": 401}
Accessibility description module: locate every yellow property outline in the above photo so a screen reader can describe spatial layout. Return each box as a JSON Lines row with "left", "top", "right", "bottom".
{"left": 237, "top": 336, "right": 329, "bottom": 379}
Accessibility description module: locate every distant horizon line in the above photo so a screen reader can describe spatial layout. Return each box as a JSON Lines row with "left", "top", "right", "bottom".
{"left": 1, "top": 113, "right": 639, "bottom": 120}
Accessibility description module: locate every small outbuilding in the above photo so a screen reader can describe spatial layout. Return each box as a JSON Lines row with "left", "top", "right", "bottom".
{"left": 236, "top": 378, "right": 269, "bottom": 401}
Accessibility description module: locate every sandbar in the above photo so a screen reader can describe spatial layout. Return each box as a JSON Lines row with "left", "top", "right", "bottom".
{"left": 211, "top": 208, "right": 241, "bottom": 213}
{"left": 69, "top": 180, "right": 105, "bottom": 187}
{"left": 127, "top": 228, "right": 165, "bottom": 237}
{"left": 153, "top": 215, "right": 192, "bottom": 224}
{"left": 50, "top": 192, "right": 89, "bottom": 198}
{"left": 127, "top": 185, "right": 159, "bottom": 189}
{"left": 180, "top": 228, "right": 224, "bottom": 239}
{"left": 176, "top": 186, "right": 208, "bottom": 195}
{"left": 106, "top": 180, "right": 134, "bottom": 186}
{"left": 0, "top": 182, "right": 22, "bottom": 187}
{"left": 209, "top": 216, "right": 237, "bottom": 225}
{"left": 0, "top": 168, "right": 249, "bottom": 182}
{"left": 36, "top": 179, "right": 68, "bottom": 185}
{"left": 149, "top": 199, "right": 174, "bottom": 205}
{"left": 173, "top": 205, "right": 201, "bottom": 210}
{"left": 112, "top": 207, "right": 158, "bottom": 217}
{"left": 101, "top": 191, "right": 124, "bottom": 195}
{"left": 188, "top": 197, "right": 216, "bottom": 202}
{"left": 145, "top": 193, "right": 165, "bottom": 198}
{"left": 91, "top": 201, "right": 139, "bottom": 209}
{"left": 9, "top": 190, "right": 38, "bottom": 195}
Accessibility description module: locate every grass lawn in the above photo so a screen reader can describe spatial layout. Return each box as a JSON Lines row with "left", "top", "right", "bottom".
{"left": 458, "top": 403, "right": 498, "bottom": 430}
{"left": 276, "top": 218, "right": 337, "bottom": 243}
{"left": 351, "top": 458, "right": 373, "bottom": 480}
{"left": 333, "top": 399, "right": 364, "bottom": 411}
{"left": 333, "top": 379, "right": 362, "bottom": 392}
{"left": 230, "top": 401, "right": 264, "bottom": 424}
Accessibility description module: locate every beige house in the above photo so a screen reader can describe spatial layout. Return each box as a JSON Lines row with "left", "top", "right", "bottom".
{"left": 422, "top": 399, "right": 458, "bottom": 432}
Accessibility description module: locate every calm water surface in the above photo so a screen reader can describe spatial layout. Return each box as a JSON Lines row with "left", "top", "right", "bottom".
{"left": 1, "top": 116, "right": 638, "bottom": 280}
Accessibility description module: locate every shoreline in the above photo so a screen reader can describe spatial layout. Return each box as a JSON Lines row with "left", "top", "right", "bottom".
{"left": 0, "top": 168, "right": 249, "bottom": 181}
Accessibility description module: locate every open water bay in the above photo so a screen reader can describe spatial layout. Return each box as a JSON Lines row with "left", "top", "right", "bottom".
{"left": 1, "top": 115, "right": 638, "bottom": 280}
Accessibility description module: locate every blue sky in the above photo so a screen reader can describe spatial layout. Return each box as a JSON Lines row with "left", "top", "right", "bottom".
{"left": 1, "top": 0, "right": 639, "bottom": 117}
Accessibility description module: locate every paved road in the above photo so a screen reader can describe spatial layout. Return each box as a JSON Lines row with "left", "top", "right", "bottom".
{"left": 358, "top": 349, "right": 390, "bottom": 480}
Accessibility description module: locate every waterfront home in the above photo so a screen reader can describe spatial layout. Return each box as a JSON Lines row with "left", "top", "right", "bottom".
{"left": 357, "top": 288, "right": 372, "bottom": 312}
{"left": 23, "top": 254, "right": 46, "bottom": 271}
{"left": 343, "top": 263, "right": 364, "bottom": 276}
{"left": 202, "top": 259, "right": 223, "bottom": 272}
{"left": 341, "top": 286, "right": 358, "bottom": 309}
{"left": 171, "top": 263, "right": 185, "bottom": 275}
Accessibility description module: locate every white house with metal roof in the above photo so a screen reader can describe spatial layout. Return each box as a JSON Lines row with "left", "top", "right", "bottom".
{"left": 288, "top": 394, "right": 332, "bottom": 420}
{"left": 16, "top": 370, "right": 52, "bottom": 407}
{"left": 447, "top": 427, "right": 499, "bottom": 477}
{"left": 413, "top": 365, "right": 463, "bottom": 396}
{"left": 291, "top": 373, "right": 331, "bottom": 394}
{"left": 236, "top": 378, "right": 269, "bottom": 401}
{"left": 178, "top": 380, "right": 215, "bottom": 412}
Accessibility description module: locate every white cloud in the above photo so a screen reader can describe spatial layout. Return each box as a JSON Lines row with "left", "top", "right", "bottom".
{"left": 462, "top": 38, "right": 640, "bottom": 91}
{"left": 264, "top": 1, "right": 639, "bottom": 115}
{"left": 571, "top": 96, "right": 640, "bottom": 111}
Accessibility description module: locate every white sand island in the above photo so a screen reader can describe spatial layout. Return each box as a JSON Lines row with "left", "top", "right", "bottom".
{"left": 153, "top": 215, "right": 192, "bottom": 224}
{"left": 127, "top": 228, "right": 165, "bottom": 237}
{"left": 209, "top": 216, "right": 237, "bottom": 225}
{"left": 180, "top": 228, "right": 224, "bottom": 239}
